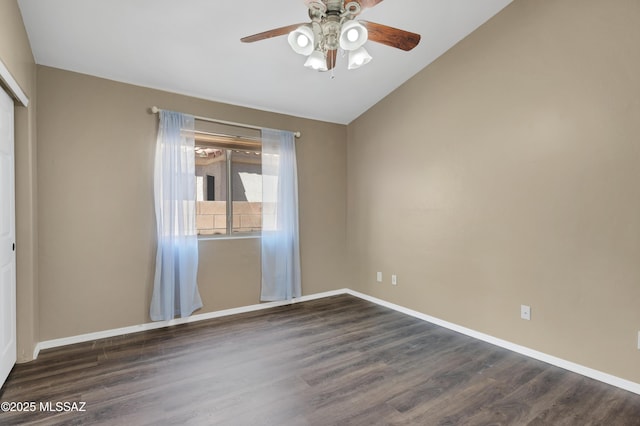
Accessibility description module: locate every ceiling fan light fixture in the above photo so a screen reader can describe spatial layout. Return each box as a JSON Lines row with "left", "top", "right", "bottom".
{"left": 304, "top": 50, "right": 328, "bottom": 71}
{"left": 288, "top": 25, "right": 315, "bottom": 55}
{"left": 339, "top": 20, "right": 368, "bottom": 51}
{"left": 348, "top": 46, "right": 372, "bottom": 69}
{"left": 241, "top": 0, "right": 421, "bottom": 73}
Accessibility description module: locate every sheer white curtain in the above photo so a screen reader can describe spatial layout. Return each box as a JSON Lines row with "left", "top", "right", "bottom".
{"left": 261, "top": 128, "right": 301, "bottom": 301}
{"left": 150, "top": 110, "right": 203, "bottom": 321}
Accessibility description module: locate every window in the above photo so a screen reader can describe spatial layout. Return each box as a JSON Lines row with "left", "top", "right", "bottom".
{"left": 195, "top": 144, "right": 263, "bottom": 236}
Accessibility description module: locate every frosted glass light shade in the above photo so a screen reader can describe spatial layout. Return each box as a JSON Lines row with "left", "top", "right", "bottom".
{"left": 339, "top": 20, "right": 368, "bottom": 51}
{"left": 348, "top": 46, "right": 372, "bottom": 69}
{"left": 288, "top": 25, "right": 315, "bottom": 55}
{"left": 304, "top": 50, "right": 328, "bottom": 71}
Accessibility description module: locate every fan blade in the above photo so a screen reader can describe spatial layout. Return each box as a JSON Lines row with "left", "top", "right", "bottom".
{"left": 327, "top": 49, "right": 337, "bottom": 70}
{"left": 241, "top": 23, "right": 306, "bottom": 43}
{"left": 360, "top": 20, "right": 420, "bottom": 51}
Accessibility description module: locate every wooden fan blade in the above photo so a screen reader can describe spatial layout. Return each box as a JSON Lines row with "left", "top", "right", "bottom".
{"left": 327, "top": 49, "right": 337, "bottom": 70}
{"left": 241, "top": 23, "right": 306, "bottom": 43}
{"left": 360, "top": 20, "right": 421, "bottom": 51}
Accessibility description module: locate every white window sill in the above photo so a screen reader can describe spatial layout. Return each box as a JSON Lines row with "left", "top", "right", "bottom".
{"left": 198, "top": 234, "right": 261, "bottom": 241}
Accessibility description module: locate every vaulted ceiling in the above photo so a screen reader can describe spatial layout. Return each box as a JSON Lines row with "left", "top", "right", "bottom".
{"left": 18, "top": 0, "right": 512, "bottom": 124}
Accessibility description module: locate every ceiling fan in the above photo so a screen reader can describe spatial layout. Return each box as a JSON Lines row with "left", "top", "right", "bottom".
{"left": 240, "top": 0, "right": 421, "bottom": 71}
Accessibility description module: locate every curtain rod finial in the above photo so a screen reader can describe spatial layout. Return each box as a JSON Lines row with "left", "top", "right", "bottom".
{"left": 151, "top": 106, "right": 160, "bottom": 114}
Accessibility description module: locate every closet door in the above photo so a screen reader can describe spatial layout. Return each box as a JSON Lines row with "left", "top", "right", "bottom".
{"left": 0, "top": 87, "right": 16, "bottom": 388}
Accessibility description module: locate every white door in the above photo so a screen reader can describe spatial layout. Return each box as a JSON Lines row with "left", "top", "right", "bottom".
{"left": 0, "top": 87, "right": 16, "bottom": 388}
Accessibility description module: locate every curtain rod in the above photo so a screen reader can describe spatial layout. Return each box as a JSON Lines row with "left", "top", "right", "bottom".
{"left": 150, "top": 106, "right": 301, "bottom": 138}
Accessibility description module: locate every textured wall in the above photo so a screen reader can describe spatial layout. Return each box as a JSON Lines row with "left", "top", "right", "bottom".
{"left": 347, "top": 0, "right": 640, "bottom": 383}
{"left": 36, "top": 66, "right": 347, "bottom": 341}
{"left": 0, "top": 0, "right": 39, "bottom": 362}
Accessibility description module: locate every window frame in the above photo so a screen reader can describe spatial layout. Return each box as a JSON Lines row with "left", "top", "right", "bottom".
{"left": 195, "top": 136, "right": 263, "bottom": 240}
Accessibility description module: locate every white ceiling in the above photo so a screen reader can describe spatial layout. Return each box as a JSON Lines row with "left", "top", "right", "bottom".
{"left": 18, "top": 0, "right": 512, "bottom": 124}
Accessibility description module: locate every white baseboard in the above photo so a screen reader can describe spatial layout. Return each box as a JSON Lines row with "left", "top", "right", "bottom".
{"left": 34, "top": 289, "right": 349, "bottom": 357}
{"left": 33, "top": 287, "right": 639, "bottom": 396}
{"left": 345, "top": 289, "right": 640, "bottom": 396}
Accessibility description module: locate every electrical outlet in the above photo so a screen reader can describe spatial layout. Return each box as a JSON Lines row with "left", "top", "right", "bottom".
{"left": 637, "top": 331, "right": 640, "bottom": 350}
{"left": 391, "top": 274, "right": 397, "bottom": 285}
{"left": 376, "top": 272, "right": 382, "bottom": 282}
{"left": 520, "top": 305, "right": 531, "bottom": 321}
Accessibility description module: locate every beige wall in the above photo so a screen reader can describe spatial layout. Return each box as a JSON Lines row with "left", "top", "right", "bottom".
{"left": 347, "top": 0, "right": 640, "bottom": 383}
{"left": 0, "top": 0, "right": 39, "bottom": 362}
{"left": 10, "top": 0, "right": 640, "bottom": 388}
{"left": 36, "top": 66, "right": 347, "bottom": 341}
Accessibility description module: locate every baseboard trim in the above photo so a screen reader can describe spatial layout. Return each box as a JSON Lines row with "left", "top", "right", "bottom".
{"left": 34, "top": 289, "right": 349, "bottom": 355}
{"left": 33, "top": 287, "right": 639, "bottom": 396}
{"left": 345, "top": 289, "right": 640, "bottom": 396}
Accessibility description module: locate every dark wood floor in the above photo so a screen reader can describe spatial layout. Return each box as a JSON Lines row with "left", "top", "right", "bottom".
{"left": 1, "top": 295, "right": 639, "bottom": 425}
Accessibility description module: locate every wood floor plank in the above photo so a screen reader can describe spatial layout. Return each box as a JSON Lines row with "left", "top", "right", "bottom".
{"left": 1, "top": 294, "right": 639, "bottom": 425}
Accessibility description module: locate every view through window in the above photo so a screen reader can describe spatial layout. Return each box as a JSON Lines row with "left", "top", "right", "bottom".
{"left": 195, "top": 145, "right": 263, "bottom": 236}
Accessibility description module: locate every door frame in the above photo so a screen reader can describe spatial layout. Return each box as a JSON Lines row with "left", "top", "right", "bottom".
{"left": 0, "top": 57, "right": 29, "bottom": 389}
{"left": 0, "top": 86, "right": 16, "bottom": 388}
